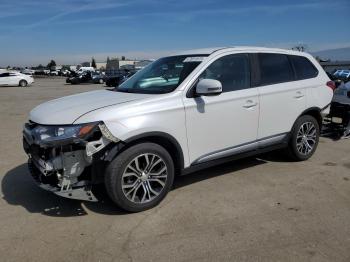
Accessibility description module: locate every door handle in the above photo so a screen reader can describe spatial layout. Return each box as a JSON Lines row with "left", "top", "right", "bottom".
{"left": 243, "top": 100, "right": 258, "bottom": 109}
{"left": 294, "top": 91, "right": 304, "bottom": 99}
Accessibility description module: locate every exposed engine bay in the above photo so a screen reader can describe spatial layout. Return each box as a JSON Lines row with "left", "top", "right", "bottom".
{"left": 23, "top": 122, "right": 119, "bottom": 201}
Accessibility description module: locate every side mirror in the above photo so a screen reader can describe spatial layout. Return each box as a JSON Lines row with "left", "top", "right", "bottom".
{"left": 196, "top": 79, "right": 222, "bottom": 96}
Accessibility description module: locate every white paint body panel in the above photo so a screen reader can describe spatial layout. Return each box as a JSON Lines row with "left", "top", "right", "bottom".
{"left": 28, "top": 47, "right": 333, "bottom": 168}
{"left": 183, "top": 88, "right": 259, "bottom": 163}
{"left": 29, "top": 90, "right": 153, "bottom": 125}
{"left": 257, "top": 80, "right": 307, "bottom": 139}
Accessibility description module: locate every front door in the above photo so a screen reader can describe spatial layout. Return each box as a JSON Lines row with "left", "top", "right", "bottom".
{"left": 183, "top": 53, "right": 259, "bottom": 164}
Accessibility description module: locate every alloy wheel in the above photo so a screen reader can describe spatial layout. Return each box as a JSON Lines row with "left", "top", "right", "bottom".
{"left": 121, "top": 153, "right": 168, "bottom": 204}
{"left": 296, "top": 122, "right": 317, "bottom": 155}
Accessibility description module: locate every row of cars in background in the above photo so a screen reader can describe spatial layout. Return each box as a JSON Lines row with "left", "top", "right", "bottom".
{"left": 66, "top": 68, "right": 138, "bottom": 87}
{"left": 66, "top": 70, "right": 105, "bottom": 84}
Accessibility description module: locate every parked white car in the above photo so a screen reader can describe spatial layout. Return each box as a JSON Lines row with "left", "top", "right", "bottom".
{"left": 0, "top": 70, "right": 34, "bottom": 87}
{"left": 77, "top": 67, "right": 95, "bottom": 74}
{"left": 49, "top": 70, "right": 59, "bottom": 76}
{"left": 23, "top": 47, "right": 333, "bottom": 212}
{"left": 21, "top": 69, "right": 35, "bottom": 75}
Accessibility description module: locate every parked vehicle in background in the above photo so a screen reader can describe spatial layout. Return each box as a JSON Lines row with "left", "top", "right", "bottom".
{"left": 329, "top": 81, "right": 350, "bottom": 136}
{"left": 61, "top": 69, "right": 71, "bottom": 77}
{"left": 23, "top": 47, "right": 333, "bottom": 212}
{"left": 67, "top": 71, "right": 103, "bottom": 85}
{"left": 50, "top": 70, "right": 59, "bottom": 76}
{"left": 34, "top": 69, "right": 49, "bottom": 75}
{"left": 0, "top": 70, "right": 34, "bottom": 86}
{"left": 21, "top": 69, "right": 35, "bottom": 75}
{"left": 105, "top": 69, "right": 137, "bottom": 87}
{"left": 65, "top": 71, "right": 78, "bottom": 83}
{"left": 77, "top": 67, "right": 95, "bottom": 74}
{"left": 67, "top": 71, "right": 92, "bottom": 84}
{"left": 92, "top": 72, "right": 105, "bottom": 84}
{"left": 333, "top": 69, "right": 350, "bottom": 83}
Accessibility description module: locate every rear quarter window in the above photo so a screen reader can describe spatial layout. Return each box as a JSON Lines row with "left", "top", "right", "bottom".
{"left": 258, "top": 53, "right": 293, "bottom": 86}
{"left": 289, "top": 55, "right": 318, "bottom": 80}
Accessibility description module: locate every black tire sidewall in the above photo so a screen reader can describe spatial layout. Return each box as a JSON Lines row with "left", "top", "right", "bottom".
{"left": 105, "top": 142, "right": 175, "bottom": 212}
{"left": 19, "top": 80, "right": 27, "bottom": 87}
{"left": 289, "top": 115, "right": 320, "bottom": 161}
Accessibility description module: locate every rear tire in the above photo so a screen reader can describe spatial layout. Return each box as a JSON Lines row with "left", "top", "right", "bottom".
{"left": 286, "top": 115, "right": 320, "bottom": 161}
{"left": 105, "top": 142, "right": 175, "bottom": 212}
{"left": 19, "top": 80, "right": 27, "bottom": 87}
{"left": 99, "top": 79, "right": 104, "bottom": 84}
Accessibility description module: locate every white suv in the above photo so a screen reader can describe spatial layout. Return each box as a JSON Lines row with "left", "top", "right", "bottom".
{"left": 23, "top": 47, "right": 334, "bottom": 212}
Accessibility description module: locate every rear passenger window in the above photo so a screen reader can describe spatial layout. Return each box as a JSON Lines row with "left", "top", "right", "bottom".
{"left": 289, "top": 55, "right": 318, "bottom": 80}
{"left": 0, "top": 73, "right": 10, "bottom": 77}
{"left": 200, "top": 54, "right": 250, "bottom": 92}
{"left": 258, "top": 53, "right": 293, "bottom": 86}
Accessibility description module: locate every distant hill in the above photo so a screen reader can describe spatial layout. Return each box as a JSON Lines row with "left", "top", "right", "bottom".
{"left": 311, "top": 47, "right": 350, "bottom": 61}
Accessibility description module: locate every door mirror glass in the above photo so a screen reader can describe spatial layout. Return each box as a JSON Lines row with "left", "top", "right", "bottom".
{"left": 196, "top": 79, "right": 222, "bottom": 96}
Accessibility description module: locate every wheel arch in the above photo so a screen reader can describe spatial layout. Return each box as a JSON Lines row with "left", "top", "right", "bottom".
{"left": 106, "top": 132, "right": 185, "bottom": 175}
{"left": 299, "top": 107, "right": 322, "bottom": 127}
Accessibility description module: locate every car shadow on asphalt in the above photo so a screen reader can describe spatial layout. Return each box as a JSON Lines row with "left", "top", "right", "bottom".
{"left": 1, "top": 164, "right": 127, "bottom": 217}
{"left": 2, "top": 154, "right": 286, "bottom": 217}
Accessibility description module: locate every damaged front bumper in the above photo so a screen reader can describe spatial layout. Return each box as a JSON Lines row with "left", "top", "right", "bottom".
{"left": 23, "top": 122, "right": 118, "bottom": 202}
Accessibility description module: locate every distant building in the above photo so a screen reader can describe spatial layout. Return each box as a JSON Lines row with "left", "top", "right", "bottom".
{"left": 95, "top": 62, "right": 107, "bottom": 70}
{"left": 79, "top": 61, "right": 106, "bottom": 70}
{"left": 106, "top": 58, "right": 139, "bottom": 71}
{"left": 119, "top": 59, "right": 139, "bottom": 68}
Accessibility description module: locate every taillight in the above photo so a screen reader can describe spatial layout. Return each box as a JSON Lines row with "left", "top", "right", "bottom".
{"left": 326, "top": 81, "right": 336, "bottom": 91}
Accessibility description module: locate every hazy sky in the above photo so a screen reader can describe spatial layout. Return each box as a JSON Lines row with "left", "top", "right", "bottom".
{"left": 1, "top": 0, "right": 350, "bottom": 66}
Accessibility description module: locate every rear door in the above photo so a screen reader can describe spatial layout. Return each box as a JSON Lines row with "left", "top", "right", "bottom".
{"left": 0, "top": 73, "right": 12, "bottom": 85}
{"left": 8, "top": 73, "right": 20, "bottom": 85}
{"left": 256, "top": 53, "right": 306, "bottom": 141}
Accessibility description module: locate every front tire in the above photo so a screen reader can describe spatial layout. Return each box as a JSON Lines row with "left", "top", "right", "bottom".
{"left": 286, "top": 115, "right": 320, "bottom": 161}
{"left": 19, "top": 80, "right": 28, "bottom": 87}
{"left": 105, "top": 142, "right": 175, "bottom": 212}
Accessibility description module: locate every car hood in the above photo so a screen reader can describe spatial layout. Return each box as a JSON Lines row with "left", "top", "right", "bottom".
{"left": 29, "top": 90, "right": 152, "bottom": 125}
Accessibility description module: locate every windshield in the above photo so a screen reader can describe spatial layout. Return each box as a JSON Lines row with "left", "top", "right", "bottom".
{"left": 115, "top": 55, "right": 207, "bottom": 94}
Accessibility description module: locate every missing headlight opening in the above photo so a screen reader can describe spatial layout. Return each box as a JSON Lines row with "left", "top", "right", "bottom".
{"left": 23, "top": 122, "right": 119, "bottom": 202}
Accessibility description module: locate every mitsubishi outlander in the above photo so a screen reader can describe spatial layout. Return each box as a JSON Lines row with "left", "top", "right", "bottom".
{"left": 23, "top": 47, "right": 334, "bottom": 212}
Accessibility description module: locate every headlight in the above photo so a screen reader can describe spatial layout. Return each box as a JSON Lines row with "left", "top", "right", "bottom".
{"left": 33, "top": 122, "right": 98, "bottom": 142}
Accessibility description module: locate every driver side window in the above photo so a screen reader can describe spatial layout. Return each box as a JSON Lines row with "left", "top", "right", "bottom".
{"left": 199, "top": 54, "right": 251, "bottom": 92}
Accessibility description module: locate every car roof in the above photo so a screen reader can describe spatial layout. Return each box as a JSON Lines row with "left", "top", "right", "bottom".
{"left": 172, "top": 46, "right": 309, "bottom": 56}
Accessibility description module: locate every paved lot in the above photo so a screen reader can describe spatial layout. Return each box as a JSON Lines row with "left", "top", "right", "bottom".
{"left": 0, "top": 78, "right": 350, "bottom": 262}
